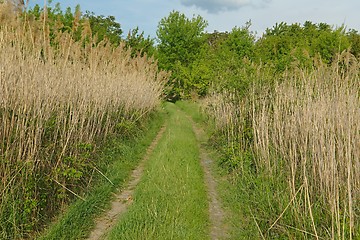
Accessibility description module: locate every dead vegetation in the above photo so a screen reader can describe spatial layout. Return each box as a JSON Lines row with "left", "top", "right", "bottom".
{"left": 0, "top": 3, "right": 167, "bottom": 238}
{"left": 205, "top": 52, "right": 360, "bottom": 239}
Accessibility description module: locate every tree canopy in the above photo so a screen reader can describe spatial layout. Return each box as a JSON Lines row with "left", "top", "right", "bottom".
{"left": 156, "top": 11, "right": 208, "bottom": 100}
{"left": 83, "top": 11, "right": 122, "bottom": 45}
{"left": 157, "top": 10, "right": 208, "bottom": 70}
{"left": 155, "top": 16, "right": 360, "bottom": 99}
{"left": 19, "top": 3, "right": 360, "bottom": 99}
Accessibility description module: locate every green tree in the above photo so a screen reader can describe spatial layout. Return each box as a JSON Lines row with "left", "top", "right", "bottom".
{"left": 204, "top": 25, "right": 257, "bottom": 94}
{"left": 83, "top": 11, "right": 122, "bottom": 45}
{"left": 26, "top": 3, "right": 123, "bottom": 46}
{"left": 347, "top": 29, "right": 360, "bottom": 58}
{"left": 156, "top": 11, "right": 208, "bottom": 100}
{"left": 25, "top": 2, "right": 83, "bottom": 44}
{"left": 255, "top": 22, "right": 306, "bottom": 71}
{"left": 125, "top": 27, "right": 155, "bottom": 57}
{"left": 221, "top": 23, "right": 255, "bottom": 60}
{"left": 255, "top": 21, "right": 351, "bottom": 71}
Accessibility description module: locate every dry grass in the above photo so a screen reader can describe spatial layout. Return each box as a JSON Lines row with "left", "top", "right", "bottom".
{"left": 253, "top": 52, "right": 359, "bottom": 239}
{"left": 205, "top": 52, "right": 360, "bottom": 239}
{"left": 0, "top": 3, "right": 167, "bottom": 238}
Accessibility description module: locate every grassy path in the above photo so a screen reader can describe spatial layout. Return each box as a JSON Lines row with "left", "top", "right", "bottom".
{"left": 39, "top": 102, "right": 228, "bottom": 239}
{"left": 106, "top": 102, "right": 210, "bottom": 239}
{"left": 175, "top": 101, "right": 229, "bottom": 239}
{"left": 87, "top": 126, "right": 167, "bottom": 239}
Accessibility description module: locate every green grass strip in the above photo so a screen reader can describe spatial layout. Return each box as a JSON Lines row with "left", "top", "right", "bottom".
{"left": 175, "top": 100, "right": 207, "bottom": 125}
{"left": 107, "top": 102, "right": 209, "bottom": 240}
{"left": 177, "top": 101, "right": 261, "bottom": 239}
{"left": 37, "top": 110, "right": 165, "bottom": 240}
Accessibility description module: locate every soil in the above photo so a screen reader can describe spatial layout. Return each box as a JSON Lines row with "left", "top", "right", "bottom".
{"left": 191, "top": 121, "right": 229, "bottom": 240}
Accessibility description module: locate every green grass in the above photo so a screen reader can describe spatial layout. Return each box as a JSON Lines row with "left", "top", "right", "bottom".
{"left": 36, "top": 110, "right": 165, "bottom": 240}
{"left": 177, "top": 100, "right": 263, "bottom": 239}
{"left": 216, "top": 172, "right": 269, "bottom": 239}
{"left": 106, "top": 102, "right": 209, "bottom": 240}
{"left": 175, "top": 100, "right": 207, "bottom": 125}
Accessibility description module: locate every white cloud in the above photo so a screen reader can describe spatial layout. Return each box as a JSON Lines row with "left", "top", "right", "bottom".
{"left": 180, "top": 0, "right": 270, "bottom": 13}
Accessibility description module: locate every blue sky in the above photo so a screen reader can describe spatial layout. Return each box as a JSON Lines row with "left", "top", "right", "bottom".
{"left": 28, "top": 0, "right": 360, "bottom": 39}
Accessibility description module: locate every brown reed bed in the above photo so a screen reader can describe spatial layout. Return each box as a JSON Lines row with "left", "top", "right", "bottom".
{"left": 0, "top": 3, "right": 167, "bottom": 238}
{"left": 205, "top": 52, "right": 360, "bottom": 239}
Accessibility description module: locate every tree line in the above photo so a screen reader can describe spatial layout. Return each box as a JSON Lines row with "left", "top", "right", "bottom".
{"left": 15, "top": 2, "right": 360, "bottom": 99}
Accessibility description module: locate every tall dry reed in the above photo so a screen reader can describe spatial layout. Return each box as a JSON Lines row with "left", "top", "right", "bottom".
{"left": 0, "top": 3, "right": 167, "bottom": 238}
{"left": 205, "top": 52, "right": 360, "bottom": 239}
{"left": 253, "top": 52, "right": 359, "bottom": 239}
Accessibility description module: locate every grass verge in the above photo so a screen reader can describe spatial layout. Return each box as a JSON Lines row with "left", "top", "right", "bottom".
{"left": 106, "top": 102, "right": 209, "bottom": 240}
{"left": 36, "top": 109, "right": 165, "bottom": 240}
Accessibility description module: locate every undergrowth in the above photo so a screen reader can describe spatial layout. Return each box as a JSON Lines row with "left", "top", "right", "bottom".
{"left": 204, "top": 52, "right": 360, "bottom": 239}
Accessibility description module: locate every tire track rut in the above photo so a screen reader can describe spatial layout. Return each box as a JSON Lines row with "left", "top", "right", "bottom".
{"left": 190, "top": 119, "right": 229, "bottom": 240}
{"left": 87, "top": 125, "right": 166, "bottom": 240}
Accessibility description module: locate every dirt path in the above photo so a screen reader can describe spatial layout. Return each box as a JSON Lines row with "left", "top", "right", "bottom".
{"left": 86, "top": 126, "right": 166, "bottom": 240}
{"left": 86, "top": 108, "right": 227, "bottom": 239}
{"left": 191, "top": 120, "right": 229, "bottom": 240}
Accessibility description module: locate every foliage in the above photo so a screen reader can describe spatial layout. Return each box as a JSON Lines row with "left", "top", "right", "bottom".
{"left": 255, "top": 21, "right": 351, "bottom": 71}
{"left": 157, "top": 10, "right": 208, "bottom": 70}
{"left": 83, "top": 11, "right": 122, "bottom": 45}
{"left": 26, "top": 3, "right": 83, "bottom": 41}
{"left": 207, "top": 24, "right": 257, "bottom": 93}
{"left": 176, "top": 23, "right": 258, "bottom": 98}
{"left": 221, "top": 22, "right": 255, "bottom": 60}
{"left": 26, "top": 2, "right": 155, "bottom": 57}
{"left": 347, "top": 29, "right": 360, "bottom": 58}
{"left": 156, "top": 11, "right": 208, "bottom": 100}
{"left": 26, "top": 2, "right": 123, "bottom": 45}
{"left": 125, "top": 27, "right": 156, "bottom": 57}
{"left": 158, "top": 17, "right": 360, "bottom": 99}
